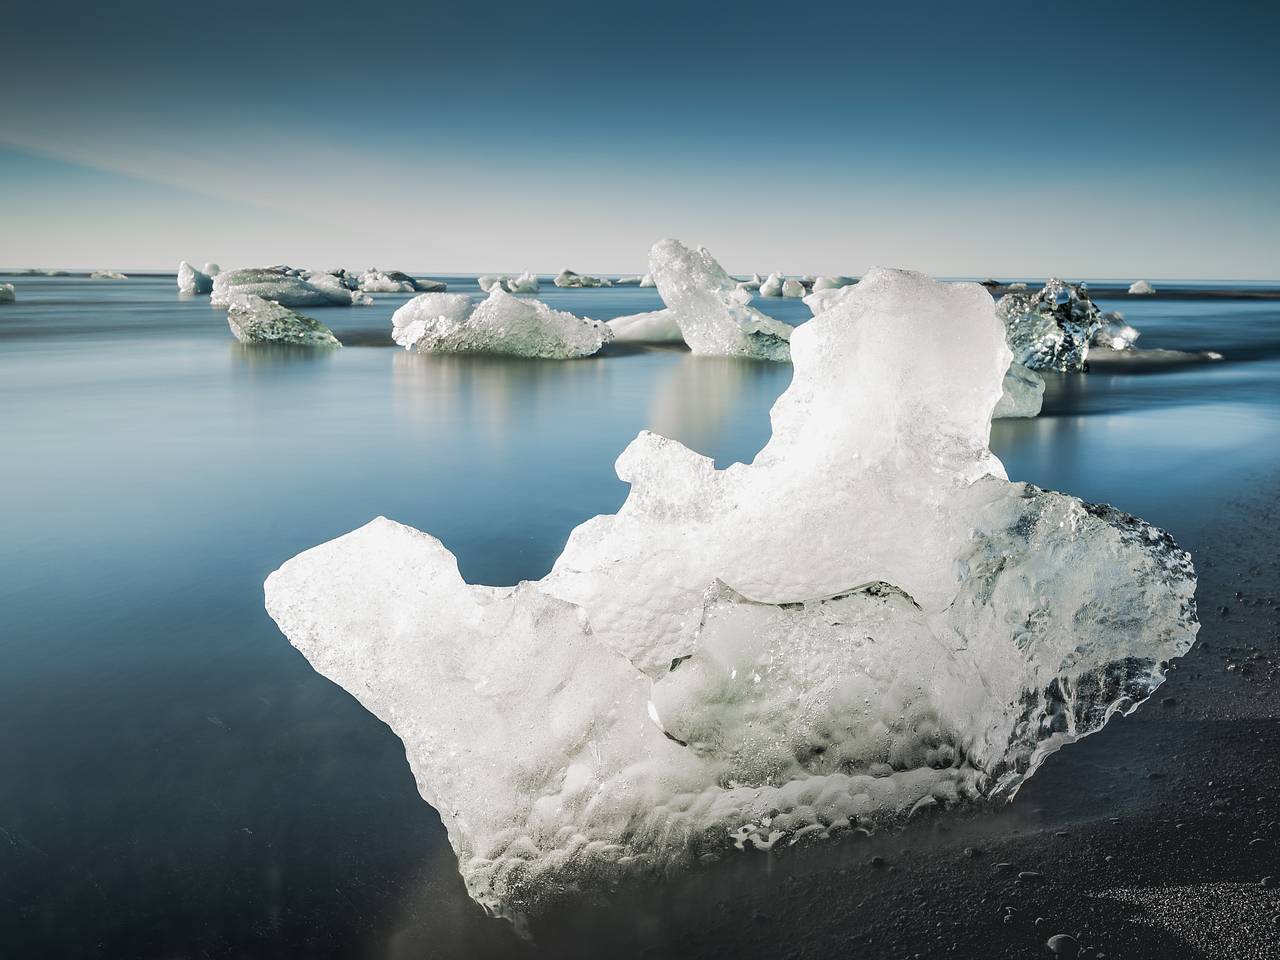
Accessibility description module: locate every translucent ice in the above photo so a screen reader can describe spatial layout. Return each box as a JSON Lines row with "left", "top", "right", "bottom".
{"left": 993, "top": 362, "right": 1045, "bottom": 418}
{"left": 648, "top": 240, "right": 792, "bottom": 360}
{"left": 606, "top": 308, "right": 685, "bottom": 344}
{"left": 211, "top": 266, "right": 366, "bottom": 307}
{"left": 225, "top": 294, "right": 341, "bottom": 347}
{"left": 90, "top": 270, "right": 128, "bottom": 280}
{"left": 554, "top": 269, "right": 611, "bottom": 288}
{"left": 1128, "top": 280, "right": 1155, "bottom": 295}
{"left": 177, "top": 260, "right": 213, "bottom": 295}
{"left": 0, "top": 282, "right": 14, "bottom": 303}
{"left": 1091, "top": 311, "right": 1141, "bottom": 352}
{"left": 390, "top": 287, "right": 611, "bottom": 358}
{"left": 267, "top": 266, "right": 1196, "bottom": 918}
{"left": 996, "top": 278, "right": 1107, "bottom": 372}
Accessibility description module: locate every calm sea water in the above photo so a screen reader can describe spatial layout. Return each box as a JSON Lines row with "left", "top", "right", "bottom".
{"left": 2, "top": 273, "right": 1279, "bottom": 957}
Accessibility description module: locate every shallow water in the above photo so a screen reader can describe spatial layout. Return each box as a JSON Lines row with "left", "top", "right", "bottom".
{"left": 2, "top": 273, "right": 1279, "bottom": 956}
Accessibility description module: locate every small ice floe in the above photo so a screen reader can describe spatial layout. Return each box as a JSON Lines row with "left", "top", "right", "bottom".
{"left": 390, "top": 287, "right": 612, "bottom": 358}
{"left": 307, "top": 271, "right": 374, "bottom": 306}
{"left": 266, "top": 265, "right": 1196, "bottom": 918}
{"left": 177, "top": 260, "right": 214, "bottom": 295}
{"left": 781, "top": 278, "right": 806, "bottom": 298}
{"left": 211, "top": 266, "right": 366, "bottom": 307}
{"left": 996, "top": 277, "right": 1117, "bottom": 372}
{"left": 478, "top": 273, "right": 538, "bottom": 294}
{"left": 358, "top": 269, "right": 443, "bottom": 294}
{"left": 0, "top": 282, "right": 15, "bottom": 303}
{"left": 758, "top": 272, "right": 785, "bottom": 297}
{"left": 606, "top": 308, "right": 685, "bottom": 344}
{"left": 225, "top": 294, "right": 341, "bottom": 347}
{"left": 639, "top": 273, "right": 656, "bottom": 287}
{"left": 554, "top": 269, "right": 611, "bottom": 288}
{"left": 90, "top": 270, "right": 128, "bottom": 280}
{"left": 993, "top": 362, "right": 1045, "bottom": 419}
{"left": 811, "top": 275, "right": 853, "bottom": 291}
{"left": 647, "top": 239, "right": 792, "bottom": 360}
{"left": 612, "top": 275, "right": 645, "bottom": 286}
{"left": 1128, "top": 279, "right": 1156, "bottom": 295}
{"left": 1091, "top": 311, "right": 1141, "bottom": 351}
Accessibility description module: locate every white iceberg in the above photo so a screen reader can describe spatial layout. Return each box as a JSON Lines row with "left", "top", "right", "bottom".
{"left": 507, "top": 271, "right": 540, "bottom": 293}
{"left": 226, "top": 294, "right": 341, "bottom": 347}
{"left": 554, "top": 269, "right": 611, "bottom": 288}
{"left": 648, "top": 240, "right": 792, "bottom": 361}
{"left": 758, "top": 272, "right": 785, "bottom": 297}
{"left": 0, "top": 282, "right": 14, "bottom": 303}
{"left": 613, "top": 275, "right": 645, "bottom": 286}
{"left": 211, "top": 266, "right": 366, "bottom": 308}
{"left": 203, "top": 263, "right": 222, "bottom": 277}
{"left": 606, "top": 308, "right": 685, "bottom": 344}
{"left": 177, "top": 261, "right": 213, "bottom": 295}
{"left": 1128, "top": 280, "right": 1155, "bottom": 295}
{"left": 639, "top": 273, "right": 656, "bottom": 288}
{"left": 781, "top": 278, "right": 806, "bottom": 298}
{"left": 390, "top": 287, "right": 611, "bottom": 358}
{"left": 811, "top": 275, "right": 854, "bottom": 291}
{"left": 993, "top": 362, "right": 1045, "bottom": 418}
{"left": 477, "top": 275, "right": 505, "bottom": 293}
{"left": 736, "top": 273, "right": 764, "bottom": 292}
{"left": 307, "top": 271, "right": 374, "bottom": 306}
{"left": 90, "top": 270, "right": 128, "bottom": 280}
{"left": 266, "top": 266, "right": 1196, "bottom": 918}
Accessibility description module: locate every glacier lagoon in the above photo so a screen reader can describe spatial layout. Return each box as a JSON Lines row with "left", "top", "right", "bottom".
{"left": 3, "top": 271, "right": 1280, "bottom": 957}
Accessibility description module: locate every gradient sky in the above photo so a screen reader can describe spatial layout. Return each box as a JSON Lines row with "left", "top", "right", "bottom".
{"left": 2, "top": 0, "right": 1277, "bottom": 277}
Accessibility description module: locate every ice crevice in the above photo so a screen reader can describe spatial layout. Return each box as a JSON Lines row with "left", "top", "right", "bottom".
{"left": 265, "top": 266, "right": 1197, "bottom": 919}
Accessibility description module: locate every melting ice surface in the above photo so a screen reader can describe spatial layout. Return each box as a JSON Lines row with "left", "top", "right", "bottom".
{"left": 265, "top": 268, "right": 1198, "bottom": 919}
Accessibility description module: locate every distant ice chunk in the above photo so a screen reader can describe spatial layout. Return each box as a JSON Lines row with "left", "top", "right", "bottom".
{"left": 758, "top": 272, "right": 785, "bottom": 297}
{"left": 554, "top": 269, "right": 611, "bottom": 288}
{"left": 211, "top": 266, "right": 365, "bottom": 307}
{"left": 648, "top": 239, "right": 792, "bottom": 360}
{"left": 996, "top": 277, "right": 1108, "bottom": 372}
{"left": 0, "top": 282, "right": 14, "bottom": 303}
{"left": 639, "top": 273, "right": 656, "bottom": 287}
{"left": 177, "top": 261, "right": 213, "bottom": 295}
{"left": 507, "top": 271, "right": 539, "bottom": 293}
{"left": 477, "top": 275, "right": 505, "bottom": 293}
{"left": 90, "top": 270, "right": 128, "bottom": 280}
{"left": 993, "top": 362, "right": 1045, "bottom": 418}
{"left": 267, "top": 266, "right": 1195, "bottom": 917}
{"left": 390, "top": 288, "right": 611, "bottom": 358}
{"left": 613, "top": 275, "right": 645, "bottom": 286}
{"left": 203, "top": 263, "right": 222, "bottom": 277}
{"left": 781, "top": 278, "right": 806, "bottom": 298}
{"left": 308, "top": 271, "right": 374, "bottom": 306}
{"left": 737, "top": 273, "right": 764, "bottom": 292}
{"left": 606, "top": 308, "right": 685, "bottom": 344}
{"left": 226, "top": 294, "right": 341, "bottom": 347}
{"left": 1128, "top": 280, "right": 1155, "bottom": 295}
{"left": 1091, "top": 311, "right": 1141, "bottom": 351}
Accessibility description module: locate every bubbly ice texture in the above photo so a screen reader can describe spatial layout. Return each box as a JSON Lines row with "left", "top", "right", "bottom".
{"left": 211, "top": 266, "right": 366, "bottom": 307}
{"left": 390, "top": 288, "right": 612, "bottom": 358}
{"left": 1129, "top": 280, "right": 1155, "bottom": 295}
{"left": 996, "top": 277, "right": 1110, "bottom": 372}
{"left": 0, "top": 282, "right": 14, "bottom": 303}
{"left": 90, "top": 270, "right": 128, "bottom": 280}
{"left": 266, "top": 266, "right": 1196, "bottom": 918}
{"left": 993, "top": 362, "right": 1045, "bottom": 418}
{"left": 177, "top": 261, "right": 213, "bottom": 295}
{"left": 606, "top": 308, "right": 685, "bottom": 343}
{"left": 648, "top": 240, "right": 792, "bottom": 360}
{"left": 225, "top": 294, "right": 341, "bottom": 347}
{"left": 554, "top": 269, "right": 610, "bottom": 288}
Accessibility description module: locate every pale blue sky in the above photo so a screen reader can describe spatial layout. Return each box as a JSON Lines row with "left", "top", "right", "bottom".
{"left": 2, "top": 0, "right": 1277, "bottom": 278}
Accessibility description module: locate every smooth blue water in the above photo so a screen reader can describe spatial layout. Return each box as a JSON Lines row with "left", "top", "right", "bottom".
{"left": 2, "top": 274, "right": 1279, "bottom": 957}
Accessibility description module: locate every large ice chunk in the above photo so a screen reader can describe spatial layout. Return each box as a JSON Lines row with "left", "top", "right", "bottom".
{"left": 390, "top": 288, "right": 611, "bottom": 358}
{"left": 177, "top": 260, "right": 213, "bottom": 295}
{"left": 758, "top": 272, "right": 785, "bottom": 297}
{"left": 211, "top": 266, "right": 366, "bottom": 307}
{"left": 0, "top": 282, "right": 14, "bottom": 303}
{"left": 90, "top": 270, "right": 128, "bottom": 280}
{"left": 996, "top": 277, "right": 1108, "bottom": 371}
{"left": 606, "top": 308, "right": 685, "bottom": 344}
{"left": 554, "top": 269, "right": 610, "bottom": 288}
{"left": 781, "top": 278, "right": 806, "bottom": 298}
{"left": 267, "top": 266, "right": 1196, "bottom": 918}
{"left": 1128, "top": 279, "right": 1155, "bottom": 295}
{"left": 226, "top": 294, "right": 341, "bottom": 347}
{"left": 648, "top": 240, "right": 792, "bottom": 360}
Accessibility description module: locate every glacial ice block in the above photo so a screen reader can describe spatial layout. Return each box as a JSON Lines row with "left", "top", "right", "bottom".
{"left": 0, "top": 282, "right": 14, "bottom": 303}
{"left": 389, "top": 288, "right": 611, "bottom": 358}
{"left": 177, "top": 261, "right": 213, "bottom": 295}
{"left": 648, "top": 240, "right": 792, "bottom": 360}
{"left": 359, "top": 270, "right": 416, "bottom": 293}
{"left": 225, "top": 294, "right": 341, "bottom": 347}
{"left": 554, "top": 269, "right": 610, "bottom": 288}
{"left": 90, "top": 270, "right": 128, "bottom": 280}
{"left": 996, "top": 277, "right": 1108, "bottom": 372}
{"left": 266, "top": 267, "right": 1197, "bottom": 918}
{"left": 758, "top": 272, "right": 784, "bottom": 297}
{"left": 1129, "top": 280, "right": 1155, "bottom": 295}
{"left": 993, "top": 362, "right": 1045, "bottom": 418}
{"left": 606, "top": 308, "right": 685, "bottom": 344}
{"left": 211, "top": 266, "right": 365, "bottom": 307}
{"left": 781, "top": 278, "right": 806, "bottom": 298}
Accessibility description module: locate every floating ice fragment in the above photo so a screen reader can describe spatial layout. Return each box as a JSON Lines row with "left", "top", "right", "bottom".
{"left": 993, "top": 363, "right": 1045, "bottom": 418}
{"left": 203, "top": 263, "right": 222, "bottom": 277}
{"left": 177, "top": 260, "right": 213, "bottom": 295}
{"left": 390, "top": 288, "right": 611, "bottom": 358}
{"left": 1128, "top": 280, "right": 1155, "bottom": 295}
{"left": 996, "top": 278, "right": 1110, "bottom": 372}
{"left": 613, "top": 275, "right": 645, "bottom": 286}
{"left": 1091, "top": 311, "right": 1140, "bottom": 352}
{"left": 507, "top": 271, "right": 540, "bottom": 293}
{"left": 781, "top": 278, "right": 806, "bottom": 298}
{"left": 225, "top": 294, "right": 341, "bottom": 347}
{"left": 0, "top": 282, "right": 14, "bottom": 303}
{"left": 758, "top": 272, "right": 785, "bottom": 297}
{"left": 211, "top": 266, "right": 366, "bottom": 307}
{"left": 648, "top": 240, "right": 791, "bottom": 360}
{"left": 639, "top": 273, "right": 656, "bottom": 288}
{"left": 554, "top": 269, "right": 611, "bottom": 288}
{"left": 266, "top": 266, "right": 1196, "bottom": 918}
{"left": 606, "top": 308, "right": 685, "bottom": 344}
{"left": 737, "top": 273, "right": 764, "bottom": 292}
{"left": 90, "top": 270, "right": 128, "bottom": 280}
{"left": 359, "top": 270, "right": 416, "bottom": 293}
{"left": 811, "top": 275, "right": 854, "bottom": 291}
